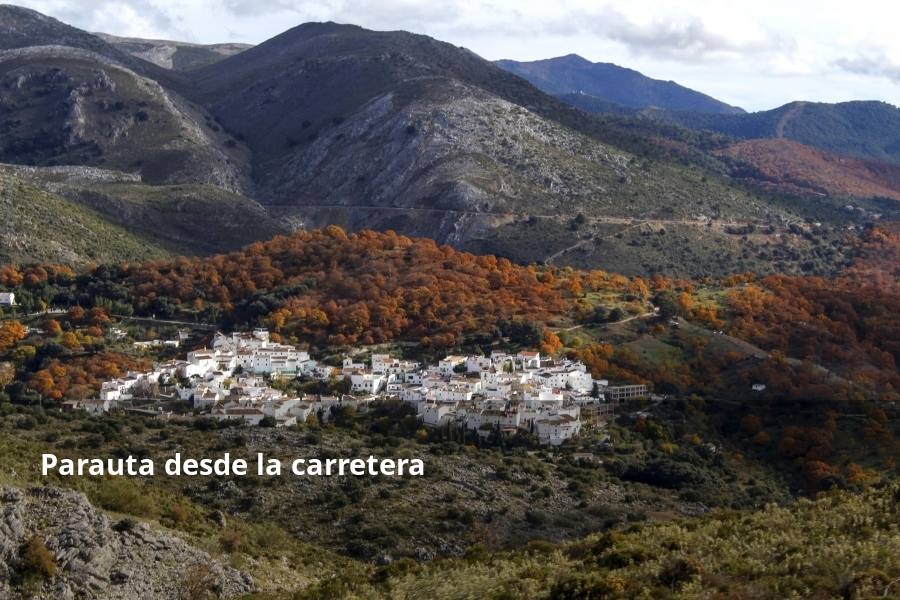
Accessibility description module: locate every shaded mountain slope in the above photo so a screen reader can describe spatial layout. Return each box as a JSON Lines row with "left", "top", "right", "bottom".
{"left": 496, "top": 54, "right": 744, "bottom": 114}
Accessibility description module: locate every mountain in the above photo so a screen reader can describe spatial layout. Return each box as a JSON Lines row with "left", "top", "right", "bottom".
{"left": 496, "top": 54, "right": 744, "bottom": 114}
{"left": 185, "top": 22, "right": 843, "bottom": 277}
{"left": 719, "top": 138, "right": 900, "bottom": 201}
{"left": 0, "top": 5, "right": 250, "bottom": 193}
{"left": 0, "top": 4, "right": 179, "bottom": 85}
{"left": 0, "top": 171, "right": 169, "bottom": 264}
{"left": 1, "top": 163, "right": 287, "bottom": 256}
{"left": 658, "top": 100, "right": 900, "bottom": 165}
{"left": 0, "top": 7, "right": 877, "bottom": 277}
{"left": 95, "top": 33, "right": 251, "bottom": 71}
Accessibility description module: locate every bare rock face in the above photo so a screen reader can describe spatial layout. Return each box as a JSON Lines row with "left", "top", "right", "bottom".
{"left": 0, "top": 486, "right": 255, "bottom": 600}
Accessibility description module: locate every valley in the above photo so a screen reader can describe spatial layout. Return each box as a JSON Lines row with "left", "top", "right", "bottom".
{"left": 0, "top": 4, "right": 897, "bottom": 599}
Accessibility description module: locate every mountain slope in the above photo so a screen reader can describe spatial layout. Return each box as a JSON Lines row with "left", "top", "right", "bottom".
{"left": 0, "top": 9, "right": 878, "bottom": 277}
{"left": 659, "top": 100, "right": 900, "bottom": 164}
{"left": 496, "top": 54, "right": 744, "bottom": 114}
{"left": 0, "top": 4, "right": 179, "bottom": 85}
{"left": 0, "top": 45, "right": 249, "bottom": 190}
{"left": 2, "top": 164, "right": 288, "bottom": 255}
{"left": 96, "top": 32, "right": 251, "bottom": 71}
{"left": 0, "top": 171, "right": 170, "bottom": 264}
{"left": 184, "top": 22, "right": 846, "bottom": 276}
{"left": 719, "top": 138, "right": 900, "bottom": 201}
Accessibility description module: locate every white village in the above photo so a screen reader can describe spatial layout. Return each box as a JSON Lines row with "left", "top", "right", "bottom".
{"left": 66, "top": 329, "right": 649, "bottom": 446}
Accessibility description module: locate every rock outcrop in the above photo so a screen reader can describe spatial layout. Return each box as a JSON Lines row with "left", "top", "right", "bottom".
{"left": 0, "top": 486, "right": 255, "bottom": 599}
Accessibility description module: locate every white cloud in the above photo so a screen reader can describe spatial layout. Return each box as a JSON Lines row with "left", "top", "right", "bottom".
{"left": 834, "top": 54, "right": 900, "bottom": 84}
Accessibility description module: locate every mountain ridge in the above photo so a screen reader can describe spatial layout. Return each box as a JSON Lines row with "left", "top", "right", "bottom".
{"left": 496, "top": 54, "right": 745, "bottom": 115}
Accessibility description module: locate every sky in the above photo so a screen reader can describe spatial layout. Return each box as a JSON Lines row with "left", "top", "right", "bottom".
{"left": 12, "top": 0, "right": 900, "bottom": 111}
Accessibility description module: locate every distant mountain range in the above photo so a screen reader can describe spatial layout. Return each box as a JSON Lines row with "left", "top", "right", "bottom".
{"left": 0, "top": 4, "right": 896, "bottom": 275}
{"left": 655, "top": 100, "right": 900, "bottom": 165}
{"left": 496, "top": 54, "right": 745, "bottom": 115}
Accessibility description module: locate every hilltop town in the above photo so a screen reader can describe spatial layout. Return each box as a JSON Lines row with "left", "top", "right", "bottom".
{"left": 67, "top": 329, "right": 649, "bottom": 446}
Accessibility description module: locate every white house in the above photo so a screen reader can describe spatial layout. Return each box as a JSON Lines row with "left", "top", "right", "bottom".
{"left": 535, "top": 414, "right": 581, "bottom": 446}
{"left": 82, "top": 398, "right": 113, "bottom": 415}
{"left": 0, "top": 292, "right": 14, "bottom": 306}
{"left": 342, "top": 357, "right": 366, "bottom": 373}
{"left": 438, "top": 355, "right": 466, "bottom": 377}
{"left": 349, "top": 372, "right": 385, "bottom": 394}
{"left": 517, "top": 351, "right": 541, "bottom": 369}
{"left": 466, "top": 355, "right": 492, "bottom": 373}
{"left": 212, "top": 406, "right": 266, "bottom": 426}
{"left": 421, "top": 403, "right": 455, "bottom": 428}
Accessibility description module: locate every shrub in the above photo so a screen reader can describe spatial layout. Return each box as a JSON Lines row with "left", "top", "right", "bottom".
{"left": 112, "top": 518, "right": 138, "bottom": 533}
{"left": 658, "top": 557, "right": 701, "bottom": 589}
{"left": 20, "top": 535, "right": 56, "bottom": 579}
{"left": 179, "top": 561, "right": 217, "bottom": 600}
{"left": 548, "top": 573, "right": 625, "bottom": 599}
{"left": 93, "top": 478, "right": 155, "bottom": 517}
{"left": 219, "top": 529, "right": 243, "bottom": 553}
{"left": 169, "top": 503, "right": 190, "bottom": 525}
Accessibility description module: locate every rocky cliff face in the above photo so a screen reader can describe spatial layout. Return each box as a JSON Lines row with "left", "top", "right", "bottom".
{"left": 0, "top": 46, "right": 250, "bottom": 192}
{"left": 0, "top": 486, "right": 255, "bottom": 599}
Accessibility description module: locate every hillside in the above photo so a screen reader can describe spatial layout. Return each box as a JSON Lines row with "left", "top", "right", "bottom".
{"left": 660, "top": 100, "right": 900, "bottom": 164}
{"left": 0, "top": 4, "right": 178, "bottom": 85}
{"left": 719, "top": 138, "right": 900, "bottom": 200}
{"left": 0, "top": 172, "right": 169, "bottom": 264}
{"left": 0, "top": 45, "right": 249, "bottom": 190}
{"left": 186, "top": 22, "right": 846, "bottom": 276}
{"left": 496, "top": 54, "right": 744, "bottom": 114}
{"left": 0, "top": 6, "right": 887, "bottom": 278}
{"left": 311, "top": 482, "right": 900, "bottom": 599}
{"left": 1, "top": 163, "right": 287, "bottom": 255}
{"left": 95, "top": 32, "right": 250, "bottom": 71}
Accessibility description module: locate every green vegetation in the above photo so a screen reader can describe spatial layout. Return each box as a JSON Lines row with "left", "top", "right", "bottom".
{"left": 57, "top": 181, "right": 287, "bottom": 255}
{"left": 0, "top": 173, "right": 170, "bottom": 265}
{"left": 663, "top": 100, "right": 900, "bottom": 165}
{"left": 289, "top": 481, "right": 900, "bottom": 599}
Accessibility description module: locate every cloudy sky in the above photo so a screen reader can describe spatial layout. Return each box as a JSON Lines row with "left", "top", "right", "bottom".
{"left": 14, "top": 0, "right": 900, "bottom": 111}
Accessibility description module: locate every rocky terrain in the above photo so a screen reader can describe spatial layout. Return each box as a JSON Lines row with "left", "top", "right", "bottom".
{"left": 0, "top": 46, "right": 248, "bottom": 191}
{"left": 0, "top": 5, "right": 892, "bottom": 276}
{"left": 0, "top": 486, "right": 255, "bottom": 599}
{"left": 96, "top": 33, "right": 250, "bottom": 71}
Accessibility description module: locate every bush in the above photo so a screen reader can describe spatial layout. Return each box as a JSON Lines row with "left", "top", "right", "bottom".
{"left": 20, "top": 536, "right": 56, "bottom": 579}
{"left": 169, "top": 503, "right": 190, "bottom": 525}
{"left": 548, "top": 573, "right": 625, "bottom": 599}
{"left": 219, "top": 529, "right": 243, "bottom": 553}
{"left": 179, "top": 561, "right": 216, "bottom": 600}
{"left": 93, "top": 478, "right": 155, "bottom": 517}
{"left": 658, "top": 557, "right": 701, "bottom": 589}
{"left": 112, "top": 518, "right": 138, "bottom": 533}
